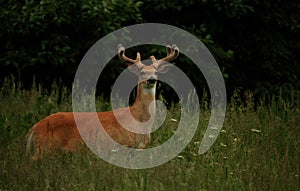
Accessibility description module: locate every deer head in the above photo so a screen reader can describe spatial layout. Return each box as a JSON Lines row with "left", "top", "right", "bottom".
{"left": 117, "top": 44, "right": 179, "bottom": 93}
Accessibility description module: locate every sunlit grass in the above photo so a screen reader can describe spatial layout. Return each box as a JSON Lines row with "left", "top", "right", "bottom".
{"left": 0, "top": 79, "right": 299, "bottom": 190}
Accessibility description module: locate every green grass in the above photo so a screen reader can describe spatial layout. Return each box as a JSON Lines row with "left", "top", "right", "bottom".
{"left": 0, "top": 80, "right": 299, "bottom": 190}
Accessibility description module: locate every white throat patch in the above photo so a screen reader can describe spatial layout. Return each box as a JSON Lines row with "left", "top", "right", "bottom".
{"left": 142, "top": 85, "right": 156, "bottom": 95}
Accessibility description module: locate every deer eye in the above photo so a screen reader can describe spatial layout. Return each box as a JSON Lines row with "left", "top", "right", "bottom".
{"left": 140, "top": 71, "right": 146, "bottom": 75}
{"left": 154, "top": 71, "right": 159, "bottom": 75}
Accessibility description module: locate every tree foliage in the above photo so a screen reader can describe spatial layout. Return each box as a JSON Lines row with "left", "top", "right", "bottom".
{"left": 0, "top": 0, "right": 141, "bottom": 86}
{"left": 0, "top": 0, "right": 299, "bottom": 97}
{"left": 141, "top": 0, "right": 299, "bottom": 95}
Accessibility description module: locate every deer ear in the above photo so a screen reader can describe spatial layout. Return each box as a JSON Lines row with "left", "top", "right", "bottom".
{"left": 157, "top": 63, "right": 174, "bottom": 74}
{"left": 126, "top": 62, "right": 140, "bottom": 75}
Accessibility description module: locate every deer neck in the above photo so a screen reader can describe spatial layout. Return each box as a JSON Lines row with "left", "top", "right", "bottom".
{"left": 130, "top": 83, "right": 156, "bottom": 122}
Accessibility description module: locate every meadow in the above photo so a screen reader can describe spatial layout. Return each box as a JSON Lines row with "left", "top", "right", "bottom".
{"left": 0, "top": 79, "right": 299, "bottom": 190}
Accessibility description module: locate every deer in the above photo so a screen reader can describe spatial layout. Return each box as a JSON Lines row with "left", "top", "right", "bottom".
{"left": 25, "top": 44, "right": 179, "bottom": 160}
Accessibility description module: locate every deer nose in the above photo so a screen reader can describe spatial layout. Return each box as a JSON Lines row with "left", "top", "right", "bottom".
{"left": 147, "top": 77, "right": 157, "bottom": 84}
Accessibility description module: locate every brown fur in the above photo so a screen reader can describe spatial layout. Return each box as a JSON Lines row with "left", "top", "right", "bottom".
{"left": 25, "top": 45, "right": 179, "bottom": 160}
{"left": 25, "top": 110, "right": 151, "bottom": 160}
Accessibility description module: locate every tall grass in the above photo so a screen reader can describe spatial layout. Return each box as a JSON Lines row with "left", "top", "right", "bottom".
{"left": 0, "top": 80, "right": 299, "bottom": 190}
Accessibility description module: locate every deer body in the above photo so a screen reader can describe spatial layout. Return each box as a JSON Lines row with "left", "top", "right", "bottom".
{"left": 26, "top": 45, "right": 179, "bottom": 160}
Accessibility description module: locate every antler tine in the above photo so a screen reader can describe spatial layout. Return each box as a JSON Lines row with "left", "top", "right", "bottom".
{"left": 152, "top": 45, "right": 179, "bottom": 69}
{"left": 166, "top": 45, "right": 172, "bottom": 56}
{"left": 117, "top": 44, "right": 141, "bottom": 64}
{"left": 171, "top": 44, "right": 179, "bottom": 59}
{"left": 158, "top": 44, "right": 179, "bottom": 63}
{"left": 170, "top": 44, "right": 179, "bottom": 59}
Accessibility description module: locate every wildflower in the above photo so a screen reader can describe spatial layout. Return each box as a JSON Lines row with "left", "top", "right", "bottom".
{"left": 208, "top": 134, "right": 216, "bottom": 139}
{"left": 193, "top": 141, "right": 200, "bottom": 145}
{"left": 251, "top": 128, "right": 262, "bottom": 133}
{"left": 177, "top": 155, "right": 184, "bottom": 159}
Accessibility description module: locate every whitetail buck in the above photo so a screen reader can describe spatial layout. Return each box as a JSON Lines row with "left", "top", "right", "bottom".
{"left": 25, "top": 44, "right": 179, "bottom": 160}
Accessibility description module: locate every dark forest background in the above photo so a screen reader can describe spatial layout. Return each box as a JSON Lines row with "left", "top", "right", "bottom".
{"left": 1, "top": 0, "right": 299, "bottom": 100}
